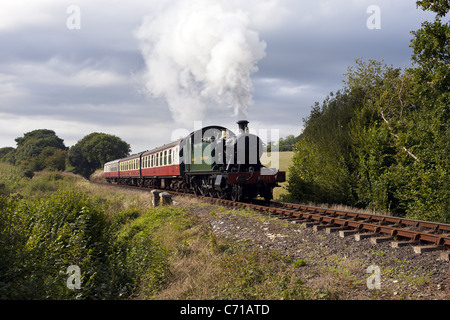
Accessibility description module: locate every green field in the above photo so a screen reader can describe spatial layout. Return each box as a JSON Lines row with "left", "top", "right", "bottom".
{"left": 262, "top": 151, "right": 293, "bottom": 200}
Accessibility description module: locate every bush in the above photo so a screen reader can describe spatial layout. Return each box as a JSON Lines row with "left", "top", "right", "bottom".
{"left": 0, "top": 185, "right": 176, "bottom": 299}
{"left": 0, "top": 190, "right": 111, "bottom": 299}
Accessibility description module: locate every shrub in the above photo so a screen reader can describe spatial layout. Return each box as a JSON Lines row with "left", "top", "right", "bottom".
{"left": 0, "top": 190, "right": 110, "bottom": 299}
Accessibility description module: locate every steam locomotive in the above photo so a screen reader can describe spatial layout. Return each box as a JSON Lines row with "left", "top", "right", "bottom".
{"left": 104, "top": 121, "right": 285, "bottom": 202}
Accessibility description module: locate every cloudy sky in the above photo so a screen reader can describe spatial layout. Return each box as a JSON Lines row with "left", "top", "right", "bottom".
{"left": 0, "top": 0, "right": 436, "bottom": 153}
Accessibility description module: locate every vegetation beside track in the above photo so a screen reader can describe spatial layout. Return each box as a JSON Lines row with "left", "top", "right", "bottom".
{"left": 1, "top": 164, "right": 447, "bottom": 300}
{"left": 0, "top": 163, "right": 314, "bottom": 299}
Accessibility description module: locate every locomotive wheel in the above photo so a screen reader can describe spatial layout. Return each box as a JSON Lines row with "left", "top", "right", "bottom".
{"left": 208, "top": 189, "right": 217, "bottom": 198}
{"left": 263, "top": 188, "right": 273, "bottom": 203}
{"left": 193, "top": 184, "right": 201, "bottom": 196}
{"left": 231, "top": 185, "right": 242, "bottom": 202}
{"left": 217, "top": 191, "right": 227, "bottom": 199}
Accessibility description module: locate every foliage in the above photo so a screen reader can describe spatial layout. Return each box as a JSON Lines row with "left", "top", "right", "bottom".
{"left": 0, "top": 174, "right": 171, "bottom": 299}
{"left": 267, "top": 135, "right": 299, "bottom": 152}
{"left": 0, "top": 169, "right": 341, "bottom": 300}
{"left": 69, "top": 132, "right": 130, "bottom": 179}
{"left": 0, "top": 190, "right": 110, "bottom": 299}
{"left": 288, "top": 90, "right": 359, "bottom": 206}
{"left": 416, "top": 0, "right": 449, "bottom": 18}
{"left": 288, "top": 2, "right": 449, "bottom": 223}
{"left": 2, "top": 130, "right": 69, "bottom": 177}
{"left": 0, "top": 147, "right": 15, "bottom": 163}
{"left": 0, "top": 162, "right": 27, "bottom": 196}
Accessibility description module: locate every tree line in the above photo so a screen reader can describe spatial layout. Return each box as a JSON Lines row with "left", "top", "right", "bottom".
{"left": 287, "top": 1, "right": 449, "bottom": 223}
{"left": 0, "top": 130, "right": 130, "bottom": 179}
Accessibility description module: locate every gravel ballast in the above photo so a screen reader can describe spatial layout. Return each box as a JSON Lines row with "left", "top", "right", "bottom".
{"left": 184, "top": 201, "right": 449, "bottom": 300}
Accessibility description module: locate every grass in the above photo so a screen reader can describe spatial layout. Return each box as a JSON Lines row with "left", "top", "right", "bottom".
{"left": 262, "top": 151, "right": 294, "bottom": 200}
{"left": 2, "top": 163, "right": 440, "bottom": 300}
{"left": 0, "top": 162, "right": 26, "bottom": 193}
{"left": 0, "top": 164, "right": 315, "bottom": 300}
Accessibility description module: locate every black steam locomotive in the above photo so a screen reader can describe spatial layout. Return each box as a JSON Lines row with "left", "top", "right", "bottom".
{"left": 104, "top": 120, "right": 285, "bottom": 202}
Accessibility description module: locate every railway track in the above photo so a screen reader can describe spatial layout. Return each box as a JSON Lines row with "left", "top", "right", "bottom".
{"left": 95, "top": 181, "right": 450, "bottom": 260}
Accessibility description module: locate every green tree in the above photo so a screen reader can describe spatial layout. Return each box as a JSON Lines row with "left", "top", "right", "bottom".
{"left": 279, "top": 135, "right": 298, "bottom": 151}
{"left": 287, "top": 1, "right": 449, "bottom": 222}
{"left": 267, "top": 135, "right": 299, "bottom": 152}
{"left": 69, "top": 133, "right": 130, "bottom": 178}
{"left": 14, "top": 129, "right": 67, "bottom": 163}
{"left": 416, "top": 0, "right": 449, "bottom": 18}
{"left": 11, "top": 129, "right": 68, "bottom": 176}
{"left": 288, "top": 90, "right": 359, "bottom": 205}
{"left": 0, "top": 147, "right": 15, "bottom": 164}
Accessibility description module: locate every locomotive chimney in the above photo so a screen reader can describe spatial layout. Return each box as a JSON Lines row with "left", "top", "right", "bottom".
{"left": 237, "top": 120, "right": 249, "bottom": 134}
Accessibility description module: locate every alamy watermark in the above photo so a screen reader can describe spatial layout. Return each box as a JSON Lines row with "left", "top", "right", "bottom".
{"left": 66, "top": 265, "right": 81, "bottom": 290}
{"left": 66, "top": 5, "right": 81, "bottom": 30}
{"left": 366, "top": 265, "right": 381, "bottom": 290}
{"left": 366, "top": 5, "right": 381, "bottom": 30}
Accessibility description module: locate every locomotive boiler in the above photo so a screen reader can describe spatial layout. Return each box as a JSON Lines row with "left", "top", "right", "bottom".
{"left": 104, "top": 121, "right": 285, "bottom": 202}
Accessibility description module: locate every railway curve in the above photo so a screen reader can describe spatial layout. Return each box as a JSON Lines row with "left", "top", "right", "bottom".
{"left": 94, "top": 180, "right": 450, "bottom": 261}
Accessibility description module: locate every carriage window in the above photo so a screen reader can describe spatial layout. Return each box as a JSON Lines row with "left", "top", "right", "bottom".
{"left": 163, "top": 151, "right": 167, "bottom": 166}
{"left": 168, "top": 150, "right": 172, "bottom": 165}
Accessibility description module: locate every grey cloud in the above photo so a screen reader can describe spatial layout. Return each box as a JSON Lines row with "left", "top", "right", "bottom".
{"left": 0, "top": 0, "right": 436, "bottom": 151}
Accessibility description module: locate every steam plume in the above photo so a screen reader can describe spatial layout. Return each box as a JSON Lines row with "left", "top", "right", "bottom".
{"left": 135, "top": 0, "right": 266, "bottom": 124}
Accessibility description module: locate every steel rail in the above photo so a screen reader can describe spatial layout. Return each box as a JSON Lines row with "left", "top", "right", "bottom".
{"left": 203, "top": 196, "right": 450, "bottom": 247}
{"left": 94, "top": 181, "right": 450, "bottom": 248}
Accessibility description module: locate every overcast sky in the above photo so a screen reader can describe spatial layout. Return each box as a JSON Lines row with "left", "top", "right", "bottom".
{"left": 0, "top": 0, "right": 436, "bottom": 153}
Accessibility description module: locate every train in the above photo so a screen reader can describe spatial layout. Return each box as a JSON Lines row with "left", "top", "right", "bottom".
{"left": 104, "top": 120, "right": 285, "bottom": 202}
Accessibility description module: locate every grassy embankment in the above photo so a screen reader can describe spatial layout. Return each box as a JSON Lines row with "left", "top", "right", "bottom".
{"left": 0, "top": 162, "right": 327, "bottom": 300}
{"left": 262, "top": 151, "right": 293, "bottom": 201}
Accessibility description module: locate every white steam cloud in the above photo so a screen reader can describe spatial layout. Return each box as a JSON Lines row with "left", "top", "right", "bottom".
{"left": 134, "top": 0, "right": 267, "bottom": 124}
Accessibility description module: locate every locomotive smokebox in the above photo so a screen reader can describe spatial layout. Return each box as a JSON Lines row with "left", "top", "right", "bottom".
{"left": 237, "top": 120, "right": 249, "bottom": 134}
